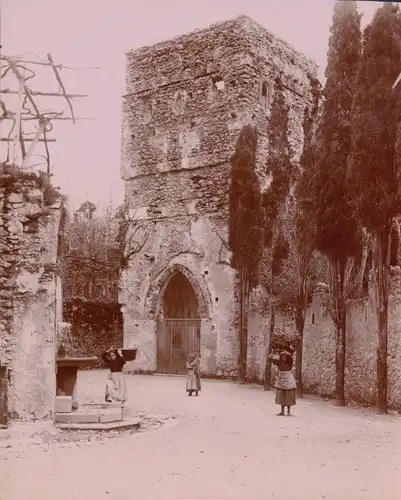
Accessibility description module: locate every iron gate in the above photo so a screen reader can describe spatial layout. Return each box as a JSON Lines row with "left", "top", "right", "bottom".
{"left": 156, "top": 318, "right": 201, "bottom": 375}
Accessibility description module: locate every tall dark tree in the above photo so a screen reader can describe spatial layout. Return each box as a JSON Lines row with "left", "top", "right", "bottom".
{"left": 262, "top": 83, "right": 294, "bottom": 390}
{"left": 229, "top": 125, "right": 264, "bottom": 384}
{"left": 348, "top": 3, "right": 401, "bottom": 414}
{"left": 293, "top": 75, "right": 322, "bottom": 397}
{"left": 312, "top": 1, "right": 362, "bottom": 406}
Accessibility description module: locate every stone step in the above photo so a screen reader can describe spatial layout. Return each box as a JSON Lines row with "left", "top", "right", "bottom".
{"left": 55, "top": 418, "right": 141, "bottom": 431}
{"left": 122, "top": 407, "right": 131, "bottom": 420}
{"left": 100, "top": 408, "right": 122, "bottom": 423}
{"left": 55, "top": 396, "right": 73, "bottom": 413}
{"left": 55, "top": 411, "right": 99, "bottom": 424}
{"left": 54, "top": 408, "right": 123, "bottom": 424}
{"left": 81, "top": 402, "right": 122, "bottom": 410}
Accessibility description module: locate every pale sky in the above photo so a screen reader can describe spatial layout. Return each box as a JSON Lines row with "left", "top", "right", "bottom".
{"left": 1, "top": 0, "right": 378, "bottom": 210}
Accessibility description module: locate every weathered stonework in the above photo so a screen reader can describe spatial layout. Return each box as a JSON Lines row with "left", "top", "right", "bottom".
{"left": 302, "top": 282, "right": 401, "bottom": 410}
{"left": 120, "top": 16, "right": 317, "bottom": 376}
{"left": 0, "top": 164, "right": 63, "bottom": 420}
{"left": 247, "top": 276, "right": 401, "bottom": 410}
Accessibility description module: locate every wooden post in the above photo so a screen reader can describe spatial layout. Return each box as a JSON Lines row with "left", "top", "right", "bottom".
{"left": 22, "top": 120, "right": 44, "bottom": 168}
{"left": 11, "top": 74, "right": 25, "bottom": 165}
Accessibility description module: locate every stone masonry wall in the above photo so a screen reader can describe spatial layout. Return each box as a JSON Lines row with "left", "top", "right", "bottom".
{"left": 301, "top": 286, "right": 401, "bottom": 410}
{"left": 122, "top": 15, "right": 317, "bottom": 183}
{"left": 119, "top": 215, "right": 238, "bottom": 376}
{"left": 247, "top": 280, "right": 401, "bottom": 410}
{"left": 120, "top": 16, "right": 318, "bottom": 376}
{"left": 0, "top": 164, "right": 62, "bottom": 420}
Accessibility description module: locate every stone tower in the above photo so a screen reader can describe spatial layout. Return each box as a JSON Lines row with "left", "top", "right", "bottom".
{"left": 119, "top": 15, "right": 317, "bottom": 376}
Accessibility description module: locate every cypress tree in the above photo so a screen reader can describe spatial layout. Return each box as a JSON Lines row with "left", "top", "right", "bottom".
{"left": 349, "top": 3, "right": 401, "bottom": 414}
{"left": 294, "top": 74, "right": 322, "bottom": 397}
{"left": 312, "top": 0, "right": 362, "bottom": 406}
{"left": 229, "top": 125, "right": 264, "bottom": 384}
{"left": 262, "top": 84, "right": 294, "bottom": 390}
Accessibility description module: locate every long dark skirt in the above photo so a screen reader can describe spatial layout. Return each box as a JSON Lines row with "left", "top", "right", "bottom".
{"left": 186, "top": 370, "right": 201, "bottom": 392}
{"left": 275, "top": 388, "right": 296, "bottom": 406}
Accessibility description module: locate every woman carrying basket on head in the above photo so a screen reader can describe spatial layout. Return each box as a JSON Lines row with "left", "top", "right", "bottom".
{"left": 101, "top": 346, "right": 128, "bottom": 406}
{"left": 267, "top": 350, "right": 296, "bottom": 416}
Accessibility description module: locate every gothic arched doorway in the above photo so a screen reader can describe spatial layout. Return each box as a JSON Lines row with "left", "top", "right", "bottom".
{"left": 156, "top": 271, "right": 201, "bottom": 374}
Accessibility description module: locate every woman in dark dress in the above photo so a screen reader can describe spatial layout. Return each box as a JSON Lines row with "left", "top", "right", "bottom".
{"left": 101, "top": 347, "right": 127, "bottom": 406}
{"left": 268, "top": 351, "right": 297, "bottom": 416}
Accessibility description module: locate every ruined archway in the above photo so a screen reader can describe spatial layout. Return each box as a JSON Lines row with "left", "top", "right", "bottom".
{"left": 152, "top": 267, "right": 207, "bottom": 374}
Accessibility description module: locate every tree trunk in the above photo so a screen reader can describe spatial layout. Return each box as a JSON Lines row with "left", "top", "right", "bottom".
{"left": 264, "top": 242, "right": 276, "bottom": 391}
{"left": 375, "top": 230, "right": 390, "bottom": 414}
{"left": 335, "top": 284, "right": 346, "bottom": 407}
{"left": 295, "top": 339, "right": 303, "bottom": 397}
{"left": 377, "top": 302, "right": 388, "bottom": 414}
{"left": 238, "top": 270, "right": 249, "bottom": 384}
{"left": 295, "top": 278, "right": 306, "bottom": 397}
{"left": 263, "top": 301, "right": 275, "bottom": 391}
{"left": 357, "top": 228, "right": 371, "bottom": 293}
{"left": 242, "top": 287, "right": 249, "bottom": 383}
{"left": 330, "top": 261, "right": 347, "bottom": 407}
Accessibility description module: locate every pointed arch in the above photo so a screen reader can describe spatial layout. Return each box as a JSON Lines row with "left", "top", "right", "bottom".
{"left": 144, "top": 264, "right": 211, "bottom": 319}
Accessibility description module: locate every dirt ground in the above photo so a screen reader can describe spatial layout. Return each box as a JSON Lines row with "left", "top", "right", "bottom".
{"left": 1, "top": 370, "right": 400, "bottom": 500}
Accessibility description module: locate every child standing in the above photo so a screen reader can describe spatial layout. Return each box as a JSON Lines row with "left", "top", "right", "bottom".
{"left": 101, "top": 347, "right": 127, "bottom": 406}
{"left": 186, "top": 353, "right": 201, "bottom": 397}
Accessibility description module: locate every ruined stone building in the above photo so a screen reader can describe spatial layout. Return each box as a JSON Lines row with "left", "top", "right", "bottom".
{"left": 0, "top": 165, "right": 63, "bottom": 420}
{"left": 119, "top": 15, "right": 318, "bottom": 377}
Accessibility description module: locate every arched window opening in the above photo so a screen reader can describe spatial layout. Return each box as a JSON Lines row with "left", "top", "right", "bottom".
{"left": 212, "top": 75, "right": 225, "bottom": 92}
{"left": 260, "top": 80, "right": 274, "bottom": 109}
{"left": 261, "top": 81, "right": 268, "bottom": 107}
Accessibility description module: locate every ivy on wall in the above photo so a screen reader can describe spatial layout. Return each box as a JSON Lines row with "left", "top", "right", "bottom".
{"left": 63, "top": 297, "right": 123, "bottom": 367}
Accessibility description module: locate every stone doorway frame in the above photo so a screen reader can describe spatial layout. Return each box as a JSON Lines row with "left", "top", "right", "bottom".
{"left": 144, "top": 263, "right": 212, "bottom": 320}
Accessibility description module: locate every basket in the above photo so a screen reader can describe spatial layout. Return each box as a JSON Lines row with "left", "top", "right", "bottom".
{"left": 122, "top": 348, "right": 137, "bottom": 361}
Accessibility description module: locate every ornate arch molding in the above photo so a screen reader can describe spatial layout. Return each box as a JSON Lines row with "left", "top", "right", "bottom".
{"left": 145, "top": 264, "right": 211, "bottom": 319}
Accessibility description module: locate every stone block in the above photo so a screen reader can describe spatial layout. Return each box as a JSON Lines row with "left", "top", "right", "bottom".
{"left": 54, "top": 411, "right": 100, "bottom": 424}
{"left": 122, "top": 407, "right": 131, "bottom": 420}
{"left": 8, "top": 193, "right": 24, "bottom": 204}
{"left": 99, "top": 409, "right": 122, "bottom": 423}
{"left": 6, "top": 220, "right": 24, "bottom": 234}
{"left": 55, "top": 396, "right": 72, "bottom": 413}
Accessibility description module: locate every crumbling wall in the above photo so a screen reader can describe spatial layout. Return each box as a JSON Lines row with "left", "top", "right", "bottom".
{"left": 247, "top": 273, "right": 401, "bottom": 410}
{"left": 0, "top": 164, "right": 63, "bottom": 420}
{"left": 301, "top": 274, "right": 401, "bottom": 410}
{"left": 120, "top": 16, "right": 317, "bottom": 376}
{"left": 122, "top": 16, "right": 316, "bottom": 183}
